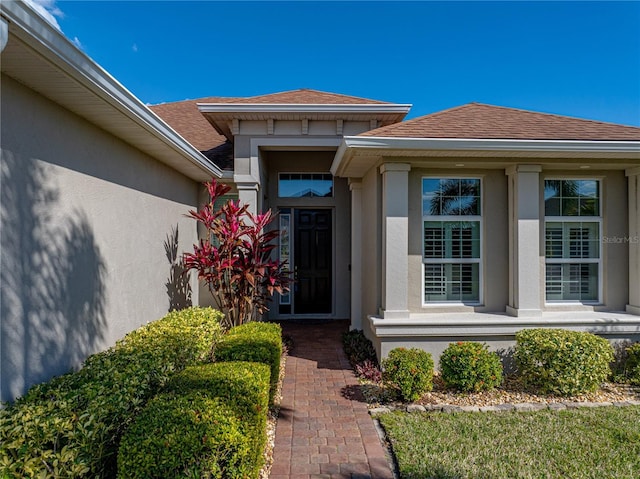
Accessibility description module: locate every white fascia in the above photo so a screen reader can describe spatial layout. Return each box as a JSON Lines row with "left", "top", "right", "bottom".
{"left": 2, "top": 1, "right": 222, "bottom": 179}
{"left": 332, "top": 136, "right": 640, "bottom": 176}
{"left": 341, "top": 136, "right": 640, "bottom": 153}
{"left": 197, "top": 104, "right": 412, "bottom": 115}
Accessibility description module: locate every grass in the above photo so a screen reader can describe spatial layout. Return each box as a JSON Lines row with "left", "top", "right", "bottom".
{"left": 378, "top": 405, "right": 640, "bottom": 479}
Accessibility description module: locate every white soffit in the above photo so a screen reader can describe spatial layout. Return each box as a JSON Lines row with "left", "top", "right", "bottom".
{"left": 332, "top": 136, "right": 640, "bottom": 177}
{"left": 197, "top": 103, "right": 412, "bottom": 139}
{"left": 0, "top": 1, "right": 221, "bottom": 181}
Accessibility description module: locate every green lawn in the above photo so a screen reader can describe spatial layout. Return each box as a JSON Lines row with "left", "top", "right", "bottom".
{"left": 378, "top": 406, "right": 640, "bottom": 479}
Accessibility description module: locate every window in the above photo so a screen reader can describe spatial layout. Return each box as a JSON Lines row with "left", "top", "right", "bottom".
{"left": 544, "top": 179, "right": 600, "bottom": 302}
{"left": 278, "top": 173, "right": 333, "bottom": 198}
{"left": 422, "top": 178, "right": 481, "bottom": 303}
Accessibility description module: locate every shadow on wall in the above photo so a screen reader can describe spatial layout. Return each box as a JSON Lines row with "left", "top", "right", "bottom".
{"left": 1, "top": 153, "right": 107, "bottom": 403}
{"left": 164, "top": 225, "right": 192, "bottom": 311}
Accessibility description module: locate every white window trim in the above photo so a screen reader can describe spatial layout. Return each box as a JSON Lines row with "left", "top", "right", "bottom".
{"left": 421, "top": 177, "right": 483, "bottom": 306}
{"left": 544, "top": 178, "right": 603, "bottom": 305}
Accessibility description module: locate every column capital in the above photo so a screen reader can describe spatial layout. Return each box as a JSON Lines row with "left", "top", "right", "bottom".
{"left": 505, "top": 164, "right": 543, "bottom": 176}
{"left": 233, "top": 175, "right": 260, "bottom": 191}
{"left": 380, "top": 163, "right": 411, "bottom": 174}
{"left": 348, "top": 178, "right": 362, "bottom": 191}
{"left": 625, "top": 167, "right": 640, "bottom": 177}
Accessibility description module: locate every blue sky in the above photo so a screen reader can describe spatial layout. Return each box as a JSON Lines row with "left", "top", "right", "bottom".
{"left": 41, "top": 1, "right": 640, "bottom": 126}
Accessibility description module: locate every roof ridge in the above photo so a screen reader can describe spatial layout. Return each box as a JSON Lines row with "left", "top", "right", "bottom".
{"left": 149, "top": 96, "right": 239, "bottom": 107}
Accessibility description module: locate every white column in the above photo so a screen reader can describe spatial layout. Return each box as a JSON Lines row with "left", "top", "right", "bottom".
{"left": 380, "top": 163, "right": 411, "bottom": 320}
{"left": 626, "top": 167, "right": 640, "bottom": 315}
{"left": 236, "top": 182, "right": 259, "bottom": 216}
{"left": 506, "top": 165, "right": 543, "bottom": 317}
{"left": 349, "top": 179, "right": 363, "bottom": 329}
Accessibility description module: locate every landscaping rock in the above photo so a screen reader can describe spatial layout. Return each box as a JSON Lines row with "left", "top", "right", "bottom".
{"left": 547, "top": 403, "right": 567, "bottom": 411}
{"left": 406, "top": 404, "right": 426, "bottom": 413}
{"left": 369, "top": 407, "right": 392, "bottom": 415}
{"left": 479, "top": 406, "right": 500, "bottom": 412}
{"left": 459, "top": 405, "right": 480, "bottom": 412}
{"left": 513, "top": 402, "right": 547, "bottom": 412}
{"left": 441, "top": 405, "right": 464, "bottom": 413}
{"left": 493, "top": 404, "right": 516, "bottom": 412}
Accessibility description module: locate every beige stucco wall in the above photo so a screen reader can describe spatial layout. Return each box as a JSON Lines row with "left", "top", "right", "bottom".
{"left": 1, "top": 75, "right": 200, "bottom": 402}
{"left": 262, "top": 151, "right": 351, "bottom": 319}
{"left": 354, "top": 158, "right": 637, "bottom": 362}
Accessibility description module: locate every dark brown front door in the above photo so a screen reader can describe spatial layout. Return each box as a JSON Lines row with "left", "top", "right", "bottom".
{"left": 294, "top": 209, "right": 332, "bottom": 314}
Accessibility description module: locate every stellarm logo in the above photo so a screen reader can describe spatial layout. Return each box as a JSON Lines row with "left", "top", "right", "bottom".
{"left": 601, "top": 236, "right": 640, "bottom": 244}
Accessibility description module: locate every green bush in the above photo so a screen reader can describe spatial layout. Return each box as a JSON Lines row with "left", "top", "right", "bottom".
{"left": 440, "top": 342, "right": 503, "bottom": 392}
{"left": 0, "top": 307, "right": 224, "bottom": 479}
{"left": 162, "top": 361, "right": 270, "bottom": 477}
{"left": 215, "top": 322, "right": 282, "bottom": 403}
{"left": 382, "top": 348, "right": 434, "bottom": 402}
{"left": 342, "top": 329, "right": 378, "bottom": 366}
{"left": 627, "top": 343, "right": 640, "bottom": 385}
{"left": 614, "top": 342, "right": 640, "bottom": 385}
{"left": 515, "top": 328, "right": 614, "bottom": 396}
{"left": 116, "top": 393, "right": 253, "bottom": 479}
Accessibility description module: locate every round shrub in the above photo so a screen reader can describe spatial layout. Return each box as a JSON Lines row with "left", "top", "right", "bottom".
{"left": 440, "top": 342, "right": 503, "bottom": 392}
{"left": 382, "top": 348, "right": 434, "bottom": 402}
{"left": 117, "top": 393, "right": 254, "bottom": 479}
{"left": 619, "top": 342, "right": 640, "bottom": 385}
{"left": 515, "top": 328, "right": 614, "bottom": 396}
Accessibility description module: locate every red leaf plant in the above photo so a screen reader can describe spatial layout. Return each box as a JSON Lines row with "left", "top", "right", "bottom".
{"left": 183, "top": 179, "right": 292, "bottom": 328}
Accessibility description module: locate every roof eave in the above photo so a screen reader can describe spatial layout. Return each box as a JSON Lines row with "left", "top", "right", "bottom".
{"left": 197, "top": 103, "right": 412, "bottom": 114}
{"left": 332, "top": 136, "right": 640, "bottom": 177}
{"left": 1, "top": 1, "right": 221, "bottom": 181}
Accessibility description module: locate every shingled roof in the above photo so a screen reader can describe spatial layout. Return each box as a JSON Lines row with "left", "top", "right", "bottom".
{"left": 221, "top": 88, "right": 393, "bottom": 104}
{"left": 150, "top": 97, "right": 233, "bottom": 170}
{"left": 359, "top": 103, "right": 640, "bottom": 141}
{"left": 150, "top": 89, "right": 401, "bottom": 170}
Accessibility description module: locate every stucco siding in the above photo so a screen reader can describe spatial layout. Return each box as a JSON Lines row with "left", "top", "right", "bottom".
{"left": 1, "top": 75, "right": 200, "bottom": 403}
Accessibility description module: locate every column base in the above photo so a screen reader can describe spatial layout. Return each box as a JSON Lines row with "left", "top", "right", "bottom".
{"left": 506, "top": 306, "right": 543, "bottom": 317}
{"left": 381, "top": 309, "right": 411, "bottom": 320}
{"left": 626, "top": 304, "right": 640, "bottom": 316}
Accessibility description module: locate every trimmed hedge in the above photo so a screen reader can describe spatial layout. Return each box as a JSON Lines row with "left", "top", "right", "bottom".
{"left": 382, "top": 348, "right": 434, "bottom": 402}
{"left": 165, "top": 361, "right": 270, "bottom": 474}
{"left": 0, "top": 307, "right": 224, "bottom": 479}
{"left": 515, "top": 328, "right": 614, "bottom": 396}
{"left": 118, "top": 361, "right": 270, "bottom": 479}
{"left": 214, "top": 322, "right": 282, "bottom": 403}
{"left": 116, "top": 393, "right": 250, "bottom": 479}
{"left": 440, "top": 342, "right": 503, "bottom": 392}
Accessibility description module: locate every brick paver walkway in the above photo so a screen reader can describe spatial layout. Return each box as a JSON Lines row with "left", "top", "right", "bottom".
{"left": 270, "top": 320, "right": 394, "bottom": 479}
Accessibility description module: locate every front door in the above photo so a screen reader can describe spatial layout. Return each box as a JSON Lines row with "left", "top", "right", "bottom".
{"left": 294, "top": 209, "right": 332, "bottom": 314}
